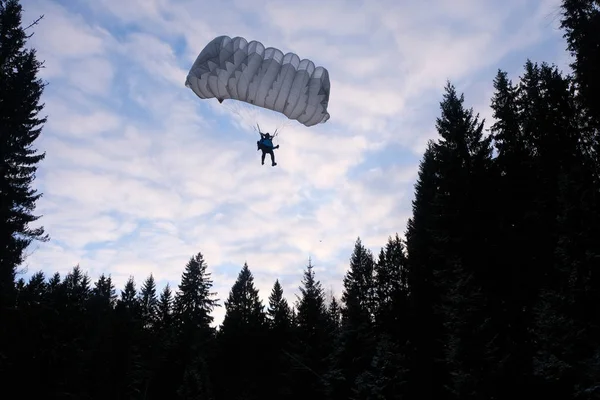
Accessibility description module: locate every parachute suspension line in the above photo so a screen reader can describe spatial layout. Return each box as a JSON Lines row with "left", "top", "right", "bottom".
{"left": 212, "top": 65, "right": 292, "bottom": 140}
{"left": 274, "top": 119, "right": 293, "bottom": 137}
{"left": 221, "top": 100, "right": 259, "bottom": 128}
{"left": 214, "top": 73, "right": 259, "bottom": 127}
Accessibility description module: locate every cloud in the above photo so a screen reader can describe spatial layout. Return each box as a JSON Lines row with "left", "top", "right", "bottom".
{"left": 20, "top": 0, "right": 566, "bottom": 325}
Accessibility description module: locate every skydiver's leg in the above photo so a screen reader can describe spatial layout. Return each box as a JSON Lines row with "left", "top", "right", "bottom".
{"left": 269, "top": 150, "right": 276, "bottom": 166}
{"left": 261, "top": 151, "right": 266, "bottom": 165}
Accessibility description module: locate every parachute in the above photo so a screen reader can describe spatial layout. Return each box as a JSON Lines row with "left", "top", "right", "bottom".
{"left": 185, "top": 35, "right": 331, "bottom": 128}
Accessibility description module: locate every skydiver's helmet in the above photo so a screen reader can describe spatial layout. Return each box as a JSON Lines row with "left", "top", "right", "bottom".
{"left": 264, "top": 133, "right": 271, "bottom": 139}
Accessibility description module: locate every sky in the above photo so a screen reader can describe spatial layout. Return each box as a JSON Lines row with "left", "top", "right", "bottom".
{"left": 20, "top": 0, "right": 570, "bottom": 325}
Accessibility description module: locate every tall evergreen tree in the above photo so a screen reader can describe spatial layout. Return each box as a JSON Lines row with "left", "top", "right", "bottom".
{"left": 220, "top": 263, "right": 266, "bottom": 332}
{"left": 0, "top": 0, "right": 48, "bottom": 308}
{"left": 267, "top": 279, "right": 294, "bottom": 397}
{"left": 332, "top": 237, "right": 377, "bottom": 399}
{"left": 135, "top": 275, "right": 161, "bottom": 399}
{"left": 91, "top": 273, "right": 117, "bottom": 309}
{"left": 12, "top": 270, "right": 49, "bottom": 397}
{"left": 113, "top": 277, "right": 144, "bottom": 398}
{"left": 486, "top": 68, "right": 534, "bottom": 398}
{"left": 560, "top": 0, "right": 600, "bottom": 138}
{"left": 19, "top": 269, "right": 46, "bottom": 305}
{"left": 53, "top": 266, "right": 92, "bottom": 396}
{"left": 405, "top": 142, "right": 449, "bottom": 400}
{"left": 292, "top": 258, "right": 333, "bottom": 400}
{"left": 327, "top": 295, "right": 342, "bottom": 333}
{"left": 218, "top": 263, "right": 268, "bottom": 400}
{"left": 170, "top": 252, "right": 218, "bottom": 398}
{"left": 404, "top": 82, "right": 496, "bottom": 400}
{"left": 353, "top": 235, "right": 412, "bottom": 400}
{"left": 62, "top": 265, "right": 91, "bottom": 309}
{"left": 430, "top": 82, "right": 498, "bottom": 399}
{"left": 138, "top": 274, "right": 158, "bottom": 330}
{"left": 373, "top": 234, "right": 409, "bottom": 338}
{"left": 152, "top": 283, "right": 177, "bottom": 399}
{"left": 489, "top": 62, "right": 583, "bottom": 398}
{"left": 267, "top": 279, "right": 292, "bottom": 332}
{"left": 174, "top": 252, "right": 218, "bottom": 333}
{"left": 522, "top": 5, "right": 600, "bottom": 395}
{"left": 87, "top": 273, "right": 117, "bottom": 398}
{"left": 157, "top": 283, "right": 173, "bottom": 329}
{"left": 118, "top": 276, "right": 138, "bottom": 309}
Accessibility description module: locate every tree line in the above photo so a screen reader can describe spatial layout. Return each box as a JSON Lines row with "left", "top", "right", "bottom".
{"left": 1, "top": 0, "right": 599, "bottom": 399}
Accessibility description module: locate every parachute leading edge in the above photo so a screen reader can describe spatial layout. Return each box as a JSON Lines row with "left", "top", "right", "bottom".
{"left": 185, "top": 35, "right": 331, "bottom": 127}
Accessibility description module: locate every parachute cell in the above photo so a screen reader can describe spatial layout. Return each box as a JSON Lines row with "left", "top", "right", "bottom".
{"left": 185, "top": 35, "right": 331, "bottom": 127}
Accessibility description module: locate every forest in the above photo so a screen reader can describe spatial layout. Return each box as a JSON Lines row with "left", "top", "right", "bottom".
{"left": 1, "top": 0, "right": 599, "bottom": 399}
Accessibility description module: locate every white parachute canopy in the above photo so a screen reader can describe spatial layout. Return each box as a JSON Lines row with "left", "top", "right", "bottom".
{"left": 185, "top": 35, "right": 331, "bottom": 128}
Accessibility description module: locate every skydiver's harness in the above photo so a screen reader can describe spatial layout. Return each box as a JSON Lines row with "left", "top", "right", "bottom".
{"left": 256, "top": 124, "right": 279, "bottom": 152}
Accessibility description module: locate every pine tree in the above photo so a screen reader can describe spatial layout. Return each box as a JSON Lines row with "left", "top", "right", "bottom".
{"left": 218, "top": 263, "right": 268, "bottom": 400}
{"left": 519, "top": 6, "right": 600, "bottom": 394}
{"left": 404, "top": 82, "right": 497, "bottom": 400}
{"left": 54, "top": 266, "right": 92, "bottom": 396}
{"left": 490, "top": 65, "right": 566, "bottom": 398}
{"left": 134, "top": 274, "right": 160, "bottom": 399}
{"left": 267, "top": 279, "right": 294, "bottom": 397}
{"left": 138, "top": 274, "right": 158, "bottom": 330}
{"left": 157, "top": 283, "right": 173, "bottom": 329}
{"left": 0, "top": 0, "right": 49, "bottom": 308}
{"left": 118, "top": 276, "right": 138, "bottom": 310}
{"left": 333, "top": 237, "right": 377, "bottom": 399}
{"left": 342, "top": 238, "right": 376, "bottom": 321}
{"left": 47, "top": 271, "right": 60, "bottom": 293}
{"left": 327, "top": 295, "right": 342, "bottom": 333}
{"left": 404, "top": 142, "right": 449, "bottom": 400}
{"left": 489, "top": 69, "right": 535, "bottom": 308}
{"left": 91, "top": 273, "right": 117, "bottom": 309}
{"left": 171, "top": 252, "right": 218, "bottom": 397}
{"left": 292, "top": 258, "right": 332, "bottom": 400}
{"left": 113, "top": 277, "right": 144, "bottom": 398}
{"left": 430, "top": 82, "right": 498, "bottom": 399}
{"left": 87, "top": 273, "right": 117, "bottom": 398}
{"left": 174, "top": 252, "right": 218, "bottom": 334}
{"left": 560, "top": 0, "right": 600, "bottom": 136}
{"left": 353, "top": 235, "right": 412, "bottom": 400}
{"left": 221, "top": 263, "right": 266, "bottom": 332}
{"left": 12, "top": 270, "right": 49, "bottom": 397}
{"left": 267, "top": 279, "right": 292, "bottom": 332}
{"left": 62, "top": 265, "right": 91, "bottom": 309}
{"left": 20, "top": 270, "right": 46, "bottom": 306}
{"left": 153, "top": 283, "right": 177, "bottom": 399}
{"left": 373, "top": 234, "right": 409, "bottom": 339}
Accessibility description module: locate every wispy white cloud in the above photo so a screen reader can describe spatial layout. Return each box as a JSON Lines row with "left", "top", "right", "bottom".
{"left": 21, "top": 0, "right": 565, "bottom": 324}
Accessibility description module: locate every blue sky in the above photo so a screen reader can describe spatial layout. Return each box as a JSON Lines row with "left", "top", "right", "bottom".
{"left": 22, "top": 0, "right": 569, "bottom": 325}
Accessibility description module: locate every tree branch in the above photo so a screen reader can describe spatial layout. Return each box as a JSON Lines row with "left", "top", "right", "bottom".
{"left": 24, "top": 14, "right": 44, "bottom": 38}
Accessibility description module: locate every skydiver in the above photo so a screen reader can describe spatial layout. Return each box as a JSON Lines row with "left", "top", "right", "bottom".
{"left": 257, "top": 130, "right": 279, "bottom": 166}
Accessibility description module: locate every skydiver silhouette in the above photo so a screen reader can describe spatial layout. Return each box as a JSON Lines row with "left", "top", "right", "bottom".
{"left": 257, "top": 129, "right": 279, "bottom": 166}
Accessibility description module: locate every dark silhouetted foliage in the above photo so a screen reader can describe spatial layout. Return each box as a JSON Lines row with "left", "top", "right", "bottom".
{"left": 4, "top": 0, "right": 600, "bottom": 399}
